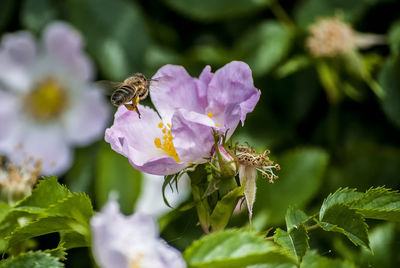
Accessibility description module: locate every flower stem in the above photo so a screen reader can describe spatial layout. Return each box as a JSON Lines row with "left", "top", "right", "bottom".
{"left": 270, "top": 0, "right": 296, "bottom": 32}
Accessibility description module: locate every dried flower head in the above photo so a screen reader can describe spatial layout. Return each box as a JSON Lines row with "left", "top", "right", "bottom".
{"left": 306, "top": 17, "right": 356, "bottom": 58}
{"left": 236, "top": 143, "right": 280, "bottom": 183}
{"left": 0, "top": 156, "right": 41, "bottom": 204}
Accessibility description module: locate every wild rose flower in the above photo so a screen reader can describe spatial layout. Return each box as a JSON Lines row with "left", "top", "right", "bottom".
{"left": 105, "top": 61, "right": 260, "bottom": 176}
{"left": 0, "top": 22, "right": 109, "bottom": 175}
{"left": 91, "top": 197, "right": 186, "bottom": 268}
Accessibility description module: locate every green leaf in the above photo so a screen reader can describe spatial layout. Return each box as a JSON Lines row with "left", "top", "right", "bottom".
{"left": 254, "top": 148, "right": 329, "bottom": 226}
{"left": 0, "top": 202, "right": 10, "bottom": 223}
{"left": 319, "top": 203, "right": 370, "bottom": 249}
{"left": 0, "top": 0, "right": 14, "bottom": 32}
{"left": 21, "top": 0, "right": 58, "bottom": 33}
{"left": 95, "top": 141, "right": 142, "bottom": 214}
{"left": 59, "top": 231, "right": 88, "bottom": 250}
{"left": 163, "top": 0, "right": 271, "bottom": 21}
{"left": 274, "top": 225, "right": 309, "bottom": 262}
{"left": 319, "top": 188, "right": 363, "bottom": 219}
{"left": 378, "top": 57, "right": 400, "bottom": 129}
{"left": 64, "top": 0, "right": 150, "bottom": 80}
{"left": 210, "top": 186, "right": 244, "bottom": 232}
{"left": 17, "top": 177, "right": 71, "bottom": 210}
{"left": 315, "top": 61, "right": 341, "bottom": 103}
{"left": 276, "top": 55, "right": 312, "bottom": 78}
{"left": 388, "top": 20, "right": 400, "bottom": 55}
{"left": 184, "top": 229, "right": 296, "bottom": 268}
{"left": 7, "top": 216, "right": 89, "bottom": 250}
{"left": 285, "top": 206, "right": 309, "bottom": 231}
{"left": 0, "top": 251, "right": 63, "bottom": 268}
{"left": 44, "top": 193, "right": 93, "bottom": 223}
{"left": 44, "top": 244, "right": 67, "bottom": 261}
{"left": 349, "top": 187, "right": 400, "bottom": 221}
{"left": 300, "top": 250, "right": 356, "bottom": 268}
{"left": 235, "top": 21, "right": 292, "bottom": 76}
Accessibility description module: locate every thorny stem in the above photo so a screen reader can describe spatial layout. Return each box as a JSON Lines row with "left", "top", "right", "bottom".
{"left": 270, "top": 0, "right": 296, "bottom": 32}
{"left": 264, "top": 223, "right": 321, "bottom": 241}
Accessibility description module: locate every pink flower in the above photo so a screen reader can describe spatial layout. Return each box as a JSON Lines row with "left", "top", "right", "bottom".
{"left": 91, "top": 197, "right": 186, "bottom": 268}
{"left": 105, "top": 61, "right": 260, "bottom": 175}
{"left": 0, "top": 22, "right": 109, "bottom": 175}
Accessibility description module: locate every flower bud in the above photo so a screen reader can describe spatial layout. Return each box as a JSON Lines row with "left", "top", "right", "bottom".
{"left": 212, "top": 144, "right": 238, "bottom": 179}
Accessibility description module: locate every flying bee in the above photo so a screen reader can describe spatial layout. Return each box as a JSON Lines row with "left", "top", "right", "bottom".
{"left": 97, "top": 73, "right": 154, "bottom": 118}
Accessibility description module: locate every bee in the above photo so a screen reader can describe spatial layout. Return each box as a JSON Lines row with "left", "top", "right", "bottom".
{"left": 98, "top": 73, "right": 152, "bottom": 118}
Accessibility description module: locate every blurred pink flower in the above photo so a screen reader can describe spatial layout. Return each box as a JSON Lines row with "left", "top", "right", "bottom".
{"left": 0, "top": 22, "right": 109, "bottom": 175}
{"left": 105, "top": 61, "right": 260, "bottom": 176}
{"left": 91, "top": 197, "right": 186, "bottom": 268}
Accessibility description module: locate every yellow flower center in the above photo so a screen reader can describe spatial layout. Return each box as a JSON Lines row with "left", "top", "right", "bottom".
{"left": 25, "top": 77, "right": 67, "bottom": 121}
{"left": 129, "top": 253, "right": 144, "bottom": 268}
{"left": 154, "top": 122, "right": 180, "bottom": 162}
{"left": 207, "top": 112, "right": 219, "bottom": 127}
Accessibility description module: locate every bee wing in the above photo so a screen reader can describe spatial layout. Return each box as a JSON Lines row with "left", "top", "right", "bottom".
{"left": 95, "top": 80, "right": 123, "bottom": 95}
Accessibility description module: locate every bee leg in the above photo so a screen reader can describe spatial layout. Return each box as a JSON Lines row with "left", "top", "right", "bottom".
{"left": 123, "top": 96, "right": 141, "bottom": 118}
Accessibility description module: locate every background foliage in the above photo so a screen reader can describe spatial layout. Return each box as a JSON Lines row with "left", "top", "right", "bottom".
{"left": 1, "top": 0, "right": 400, "bottom": 267}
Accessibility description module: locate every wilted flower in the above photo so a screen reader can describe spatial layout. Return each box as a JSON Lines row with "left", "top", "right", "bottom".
{"left": 0, "top": 22, "right": 109, "bottom": 175}
{"left": 306, "top": 17, "right": 386, "bottom": 58}
{"left": 105, "top": 61, "right": 260, "bottom": 176}
{"left": 91, "top": 197, "right": 186, "bottom": 268}
{"left": 0, "top": 156, "right": 41, "bottom": 204}
{"left": 236, "top": 143, "right": 280, "bottom": 223}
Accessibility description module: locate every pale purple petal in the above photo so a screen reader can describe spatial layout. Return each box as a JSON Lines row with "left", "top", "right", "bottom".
{"left": 151, "top": 65, "right": 203, "bottom": 123}
{"left": 43, "top": 22, "right": 94, "bottom": 80}
{"left": 105, "top": 105, "right": 186, "bottom": 176}
{"left": 0, "top": 91, "right": 21, "bottom": 152}
{"left": 10, "top": 125, "right": 72, "bottom": 176}
{"left": 172, "top": 109, "right": 215, "bottom": 164}
{"left": 206, "top": 61, "right": 260, "bottom": 132}
{"left": 63, "top": 86, "right": 110, "bottom": 146}
{"left": 195, "top": 65, "right": 214, "bottom": 109}
{"left": 0, "top": 32, "right": 36, "bottom": 92}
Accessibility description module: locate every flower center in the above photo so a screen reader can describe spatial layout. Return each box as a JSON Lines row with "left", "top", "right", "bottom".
{"left": 154, "top": 123, "right": 180, "bottom": 162}
{"left": 25, "top": 77, "right": 67, "bottom": 121}
{"left": 129, "top": 253, "right": 144, "bottom": 268}
{"left": 207, "top": 112, "right": 220, "bottom": 127}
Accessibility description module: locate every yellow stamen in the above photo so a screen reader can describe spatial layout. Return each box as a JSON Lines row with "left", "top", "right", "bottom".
{"left": 153, "top": 123, "right": 180, "bottom": 162}
{"left": 25, "top": 77, "right": 67, "bottom": 121}
{"left": 207, "top": 112, "right": 213, "bottom": 118}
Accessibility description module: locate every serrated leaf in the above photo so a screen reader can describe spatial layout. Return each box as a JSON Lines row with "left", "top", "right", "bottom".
{"left": 285, "top": 206, "right": 309, "bottom": 231}
{"left": 210, "top": 186, "right": 244, "bottom": 232}
{"left": 235, "top": 21, "right": 292, "bottom": 76}
{"left": 59, "top": 231, "right": 88, "bottom": 250}
{"left": 44, "top": 244, "right": 67, "bottom": 261}
{"left": 274, "top": 225, "right": 309, "bottom": 262}
{"left": 349, "top": 187, "right": 400, "bottom": 221}
{"left": 254, "top": 148, "right": 329, "bottom": 225}
{"left": 0, "top": 251, "right": 63, "bottom": 268}
{"left": 300, "top": 250, "right": 357, "bottom": 268}
{"left": 45, "top": 193, "right": 93, "bottom": 223}
{"left": 378, "top": 58, "right": 400, "bottom": 129}
{"left": 6, "top": 216, "right": 89, "bottom": 250}
{"left": 163, "top": 0, "right": 271, "bottom": 21}
{"left": 0, "top": 210, "right": 39, "bottom": 241}
{"left": 319, "top": 203, "right": 369, "bottom": 249}
{"left": 16, "top": 177, "right": 70, "bottom": 210}
{"left": 96, "top": 141, "right": 142, "bottom": 214}
{"left": 319, "top": 188, "right": 363, "bottom": 219}
{"left": 184, "top": 230, "right": 296, "bottom": 268}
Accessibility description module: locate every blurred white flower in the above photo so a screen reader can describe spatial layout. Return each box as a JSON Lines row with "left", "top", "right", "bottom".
{"left": 0, "top": 22, "right": 109, "bottom": 175}
{"left": 91, "top": 197, "right": 186, "bottom": 268}
{"left": 135, "top": 173, "right": 190, "bottom": 219}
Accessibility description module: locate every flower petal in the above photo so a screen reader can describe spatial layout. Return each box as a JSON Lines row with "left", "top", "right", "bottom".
{"left": 151, "top": 64, "right": 203, "bottom": 123}
{"left": 43, "top": 22, "right": 94, "bottom": 80}
{"left": 63, "top": 86, "right": 110, "bottom": 146}
{"left": 206, "top": 61, "right": 260, "bottom": 135}
{"left": 195, "top": 65, "right": 214, "bottom": 109}
{"left": 105, "top": 105, "right": 186, "bottom": 176}
{"left": 172, "top": 109, "right": 215, "bottom": 164}
{"left": 0, "top": 32, "right": 36, "bottom": 92}
{"left": 9, "top": 124, "right": 73, "bottom": 176}
{"left": 0, "top": 91, "right": 21, "bottom": 153}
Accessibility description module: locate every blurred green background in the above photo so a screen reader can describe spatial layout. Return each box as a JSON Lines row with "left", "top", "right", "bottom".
{"left": 2, "top": 0, "right": 400, "bottom": 267}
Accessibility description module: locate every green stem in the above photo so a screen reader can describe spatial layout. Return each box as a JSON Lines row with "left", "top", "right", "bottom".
{"left": 270, "top": 0, "right": 296, "bottom": 32}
